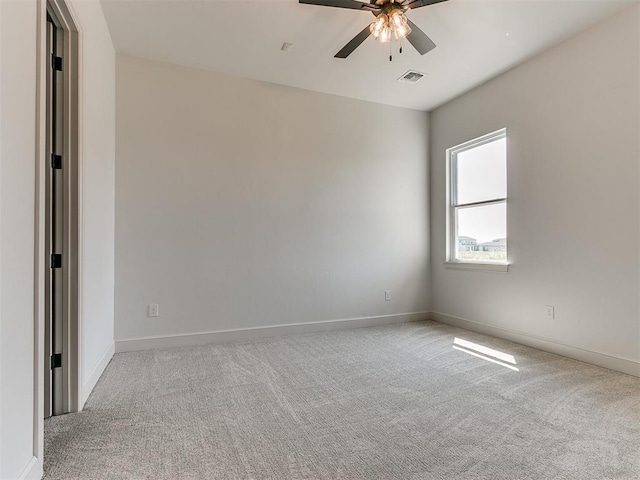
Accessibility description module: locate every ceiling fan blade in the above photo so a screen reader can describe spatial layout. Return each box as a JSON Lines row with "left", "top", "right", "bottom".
{"left": 405, "top": 19, "right": 436, "bottom": 55}
{"left": 299, "top": 0, "right": 380, "bottom": 11}
{"left": 404, "top": 0, "right": 448, "bottom": 9}
{"left": 335, "top": 25, "right": 372, "bottom": 58}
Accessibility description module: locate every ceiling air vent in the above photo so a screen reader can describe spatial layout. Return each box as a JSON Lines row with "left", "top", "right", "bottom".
{"left": 398, "top": 70, "right": 426, "bottom": 84}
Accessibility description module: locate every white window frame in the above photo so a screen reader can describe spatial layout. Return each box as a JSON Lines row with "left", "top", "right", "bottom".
{"left": 445, "top": 128, "right": 508, "bottom": 272}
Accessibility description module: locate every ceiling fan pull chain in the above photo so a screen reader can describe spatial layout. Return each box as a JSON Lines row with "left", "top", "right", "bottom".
{"left": 389, "top": 41, "right": 393, "bottom": 62}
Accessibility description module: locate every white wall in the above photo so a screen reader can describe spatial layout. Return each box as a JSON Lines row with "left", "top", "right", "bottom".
{"left": 430, "top": 6, "right": 640, "bottom": 373}
{"left": 0, "top": 1, "right": 115, "bottom": 478}
{"left": 69, "top": 0, "right": 116, "bottom": 405}
{"left": 0, "top": 1, "right": 39, "bottom": 478}
{"left": 115, "top": 55, "right": 430, "bottom": 345}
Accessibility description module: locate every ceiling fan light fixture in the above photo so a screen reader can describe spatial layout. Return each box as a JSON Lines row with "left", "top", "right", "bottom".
{"left": 370, "top": 9, "right": 411, "bottom": 44}
{"left": 369, "top": 14, "right": 388, "bottom": 38}
{"left": 395, "top": 22, "right": 411, "bottom": 40}
{"left": 390, "top": 9, "right": 411, "bottom": 39}
{"left": 380, "top": 26, "right": 391, "bottom": 43}
{"left": 390, "top": 9, "right": 404, "bottom": 28}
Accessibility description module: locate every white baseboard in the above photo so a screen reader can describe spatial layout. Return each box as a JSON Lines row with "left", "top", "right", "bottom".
{"left": 116, "top": 311, "right": 430, "bottom": 353}
{"left": 81, "top": 343, "right": 115, "bottom": 406}
{"left": 18, "top": 456, "right": 42, "bottom": 480}
{"left": 430, "top": 311, "right": 640, "bottom": 377}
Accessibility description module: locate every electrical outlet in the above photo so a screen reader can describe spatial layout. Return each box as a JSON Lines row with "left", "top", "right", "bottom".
{"left": 385, "top": 290, "right": 391, "bottom": 301}
{"left": 544, "top": 305, "right": 554, "bottom": 320}
{"left": 148, "top": 304, "right": 159, "bottom": 317}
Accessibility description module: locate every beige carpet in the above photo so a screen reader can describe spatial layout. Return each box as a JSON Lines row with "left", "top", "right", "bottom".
{"left": 44, "top": 321, "right": 640, "bottom": 479}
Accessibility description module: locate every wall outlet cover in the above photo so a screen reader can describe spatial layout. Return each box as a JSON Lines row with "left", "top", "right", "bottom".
{"left": 148, "top": 304, "right": 159, "bottom": 317}
{"left": 544, "top": 305, "right": 554, "bottom": 320}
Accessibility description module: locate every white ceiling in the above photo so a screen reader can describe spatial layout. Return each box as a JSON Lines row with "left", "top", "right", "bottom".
{"left": 100, "top": 0, "right": 636, "bottom": 111}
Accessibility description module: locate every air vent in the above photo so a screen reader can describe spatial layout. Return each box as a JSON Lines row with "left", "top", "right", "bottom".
{"left": 398, "top": 70, "right": 426, "bottom": 84}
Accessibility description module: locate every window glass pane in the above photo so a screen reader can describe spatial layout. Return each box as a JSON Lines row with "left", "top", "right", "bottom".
{"left": 456, "top": 203, "right": 506, "bottom": 262}
{"left": 455, "top": 137, "right": 506, "bottom": 205}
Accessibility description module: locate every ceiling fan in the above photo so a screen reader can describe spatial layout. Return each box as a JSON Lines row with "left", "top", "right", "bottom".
{"left": 299, "top": 0, "right": 448, "bottom": 61}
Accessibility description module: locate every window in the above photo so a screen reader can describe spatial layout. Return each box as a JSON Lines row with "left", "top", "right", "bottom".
{"left": 447, "top": 129, "right": 507, "bottom": 267}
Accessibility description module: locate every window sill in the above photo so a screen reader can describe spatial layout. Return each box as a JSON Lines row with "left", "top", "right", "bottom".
{"left": 444, "top": 261, "right": 509, "bottom": 273}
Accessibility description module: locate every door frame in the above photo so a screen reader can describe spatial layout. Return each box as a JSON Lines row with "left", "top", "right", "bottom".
{"left": 34, "top": 0, "right": 82, "bottom": 468}
{"left": 45, "top": 0, "right": 81, "bottom": 416}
